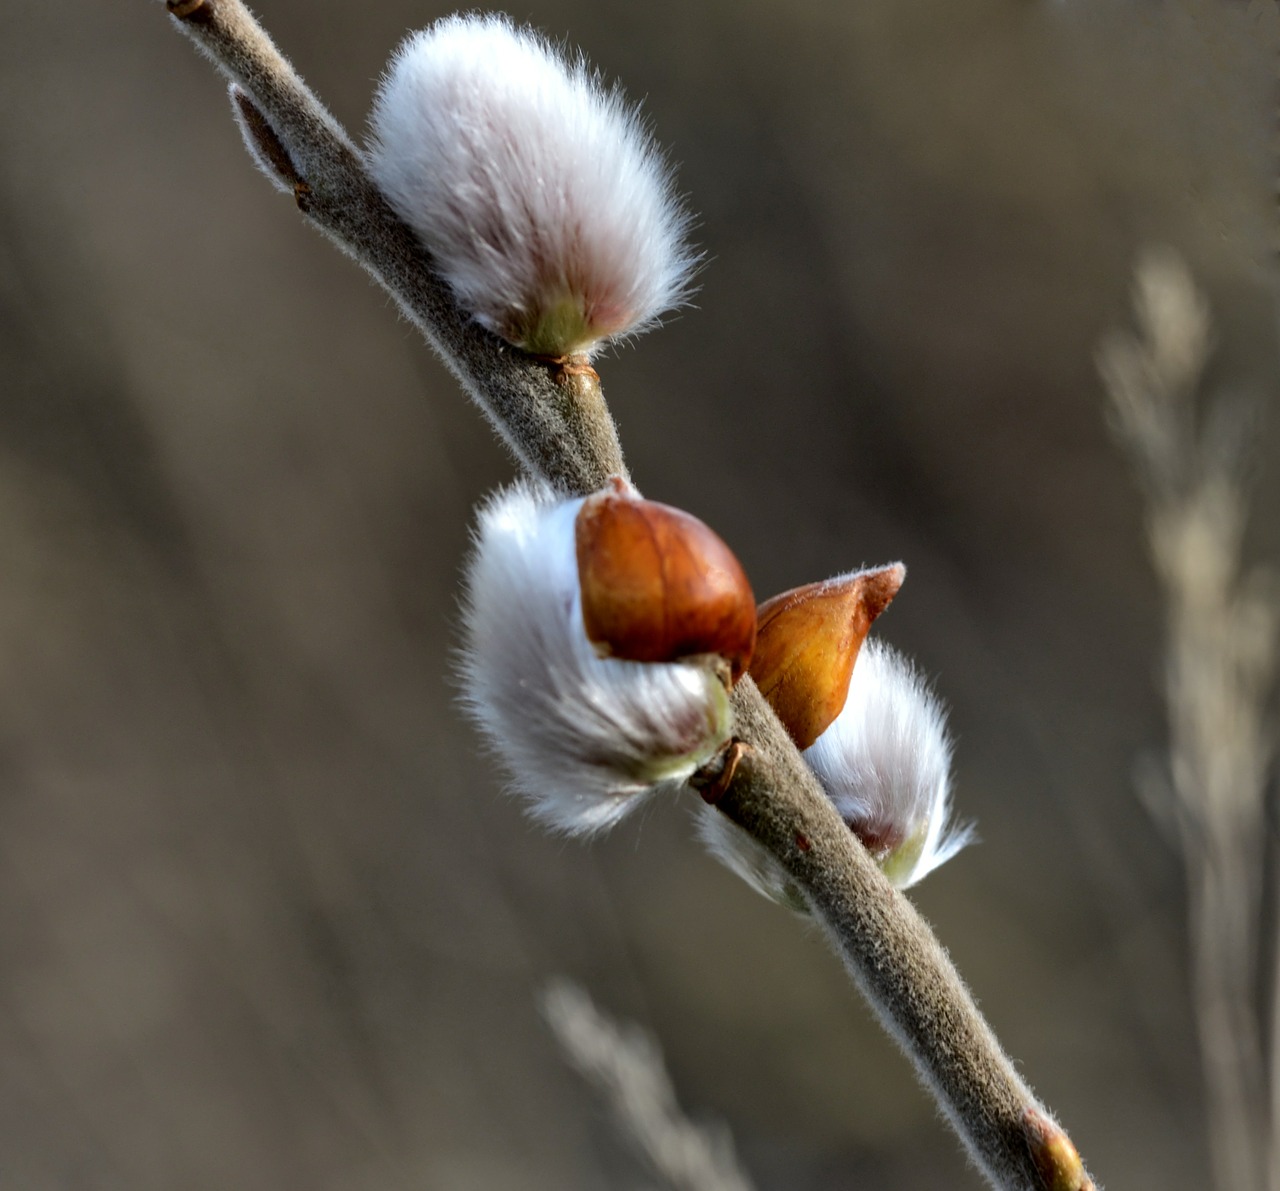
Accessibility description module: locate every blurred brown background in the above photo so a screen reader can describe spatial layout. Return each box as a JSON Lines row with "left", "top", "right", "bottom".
{"left": 0, "top": 0, "right": 1277, "bottom": 1187}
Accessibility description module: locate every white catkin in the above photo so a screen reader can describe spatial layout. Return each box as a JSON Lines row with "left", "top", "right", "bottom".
{"left": 806, "top": 639, "right": 972, "bottom": 887}
{"left": 702, "top": 639, "right": 971, "bottom": 900}
{"left": 460, "top": 483, "right": 731, "bottom": 835}
{"left": 366, "top": 14, "right": 697, "bottom": 355}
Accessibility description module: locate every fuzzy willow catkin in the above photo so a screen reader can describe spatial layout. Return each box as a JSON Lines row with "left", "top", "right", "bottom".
{"left": 366, "top": 14, "right": 697, "bottom": 358}
{"left": 460, "top": 482, "right": 749, "bottom": 834}
{"left": 703, "top": 634, "right": 971, "bottom": 901}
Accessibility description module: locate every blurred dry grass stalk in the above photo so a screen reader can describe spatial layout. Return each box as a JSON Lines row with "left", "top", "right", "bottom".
{"left": 541, "top": 980, "right": 757, "bottom": 1191}
{"left": 1100, "top": 249, "right": 1279, "bottom": 1191}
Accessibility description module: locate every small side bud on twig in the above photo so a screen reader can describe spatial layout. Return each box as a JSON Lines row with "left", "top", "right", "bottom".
{"left": 366, "top": 14, "right": 697, "bottom": 358}
{"left": 229, "top": 85, "right": 301, "bottom": 195}
{"left": 461, "top": 483, "right": 748, "bottom": 835}
{"left": 577, "top": 478, "right": 756, "bottom": 683}
{"left": 166, "top": 0, "right": 209, "bottom": 20}
{"left": 749, "top": 564, "right": 904, "bottom": 748}
{"left": 1022, "top": 1109, "right": 1093, "bottom": 1191}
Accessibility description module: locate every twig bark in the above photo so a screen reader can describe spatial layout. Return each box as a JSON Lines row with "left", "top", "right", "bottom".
{"left": 158, "top": 3, "right": 1096, "bottom": 1187}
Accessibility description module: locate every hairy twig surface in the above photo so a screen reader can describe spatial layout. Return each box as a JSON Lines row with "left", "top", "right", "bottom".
{"left": 1101, "top": 248, "right": 1278, "bottom": 1191}
{"left": 159, "top": 2, "right": 1096, "bottom": 1186}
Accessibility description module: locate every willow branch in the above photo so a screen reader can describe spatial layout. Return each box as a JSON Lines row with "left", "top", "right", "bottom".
{"left": 159, "top": 3, "right": 1096, "bottom": 1187}
{"left": 166, "top": 0, "right": 622, "bottom": 492}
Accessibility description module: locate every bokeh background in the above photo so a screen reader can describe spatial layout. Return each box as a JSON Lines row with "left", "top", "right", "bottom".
{"left": 1, "top": 0, "right": 1277, "bottom": 1186}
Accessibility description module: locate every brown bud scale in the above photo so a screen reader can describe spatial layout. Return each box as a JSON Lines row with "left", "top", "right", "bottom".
{"left": 575, "top": 478, "right": 756, "bottom": 682}
{"left": 750, "top": 564, "right": 905, "bottom": 749}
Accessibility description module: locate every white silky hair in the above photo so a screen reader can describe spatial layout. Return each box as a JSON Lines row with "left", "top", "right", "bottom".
{"left": 366, "top": 14, "right": 697, "bottom": 353}
{"left": 460, "top": 483, "right": 732, "bottom": 836}
{"left": 805, "top": 639, "right": 973, "bottom": 888}
{"left": 700, "top": 638, "right": 971, "bottom": 902}
{"left": 696, "top": 807, "right": 808, "bottom": 911}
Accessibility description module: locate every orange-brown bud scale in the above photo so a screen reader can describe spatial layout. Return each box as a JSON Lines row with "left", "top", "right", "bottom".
{"left": 575, "top": 479, "right": 757, "bottom": 683}
{"left": 749, "top": 564, "right": 905, "bottom": 749}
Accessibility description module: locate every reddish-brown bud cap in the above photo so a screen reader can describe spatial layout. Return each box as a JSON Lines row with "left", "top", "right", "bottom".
{"left": 575, "top": 478, "right": 757, "bottom": 682}
{"left": 749, "top": 564, "right": 905, "bottom": 749}
{"left": 1022, "top": 1109, "right": 1091, "bottom": 1191}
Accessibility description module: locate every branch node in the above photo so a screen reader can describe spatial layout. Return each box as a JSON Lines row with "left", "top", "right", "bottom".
{"left": 529, "top": 352, "right": 602, "bottom": 386}
{"left": 690, "top": 739, "right": 748, "bottom": 806}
